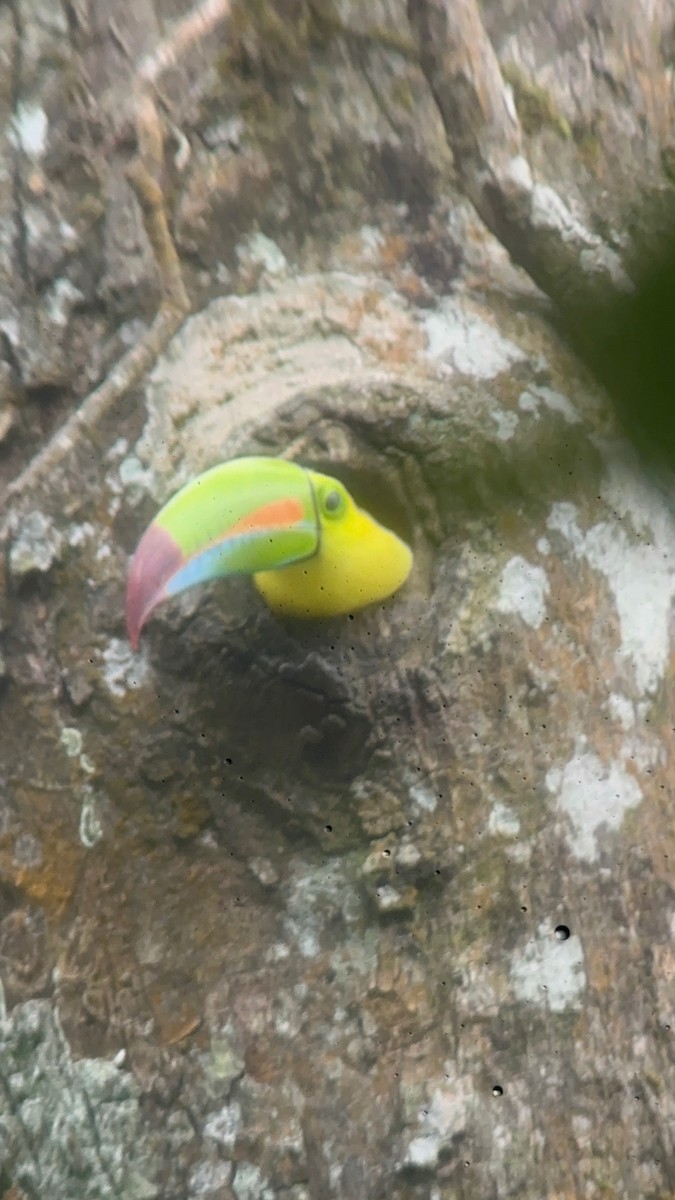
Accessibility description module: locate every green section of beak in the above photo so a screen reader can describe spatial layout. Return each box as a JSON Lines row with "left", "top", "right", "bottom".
{"left": 126, "top": 457, "right": 319, "bottom": 646}
{"left": 156, "top": 457, "right": 318, "bottom": 575}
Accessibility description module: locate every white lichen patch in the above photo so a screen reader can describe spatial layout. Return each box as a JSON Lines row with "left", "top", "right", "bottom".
{"left": 49, "top": 730, "right": 94, "bottom": 789}
{"left": 621, "top": 735, "right": 664, "bottom": 774}
{"left": 607, "top": 693, "right": 635, "bottom": 731}
{"left": 233, "top": 1163, "right": 274, "bottom": 1200}
{"left": 79, "top": 786, "right": 104, "bottom": 849}
{"left": 66, "top": 522, "right": 96, "bottom": 548}
{"left": 9, "top": 511, "right": 63, "bottom": 578}
{"left": 101, "top": 638, "right": 150, "bottom": 697}
{"left": 189, "top": 1161, "right": 232, "bottom": 1197}
{"left": 408, "top": 780, "right": 438, "bottom": 813}
{"left": 518, "top": 385, "right": 580, "bottom": 424}
{"left": 496, "top": 555, "right": 550, "bottom": 630}
{"left": 548, "top": 492, "right": 675, "bottom": 694}
{"left": 546, "top": 751, "right": 642, "bottom": 862}
{"left": 118, "top": 455, "right": 157, "bottom": 504}
{"left": 237, "top": 231, "right": 288, "bottom": 276}
{"left": 403, "top": 1073, "right": 475, "bottom": 1168}
{"left": 404, "top": 1136, "right": 439, "bottom": 1168}
{"left": 547, "top": 500, "right": 582, "bottom": 548}
{"left": 10, "top": 102, "right": 48, "bottom": 157}
{"left": 508, "top": 840, "right": 532, "bottom": 864}
{"left": 422, "top": 297, "right": 527, "bottom": 379}
{"left": 45, "top": 277, "right": 84, "bottom": 327}
{"left": 106, "top": 437, "right": 129, "bottom": 461}
{"left": 358, "top": 224, "right": 386, "bottom": 254}
{"left": 397, "top": 841, "right": 423, "bottom": 868}
{"left": 374, "top": 884, "right": 409, "bottom": 913}
{"left": 204, "top": 1099, "right": 242, "bottom": 1150}
{"left": 249, "top": 857, "right": 279, "bottom": 887}
{"left": 488, "top": 802, "right": 521, "bottom": 838}
{"left": 205, "top": 1026, "right": 245, "bottom": 1088}
{"left": 60, "top": 726, "right": 83, "bottom": 757}
{"left": 516, "top": 391, "right": 538, "bottom": 417}
{"left": 58, "top": 221, "right": 78, "bottom": 252}
{"left": 510, "top": 922, "right": 586, "bottom": 1012}
{"left": 504, "top": 154, "right": 533, "bottom": 190}
{"left": 265, "top": 941, "right": 291, "bottom": 963}
{"left": 283, "top": 859, "right": 361, "bottom": 959}
{"left": 491, "top": 409, "right": 520, "bottom": 441}
{"left": 531, "top": 184, "right": 599, "bottom": 247}
{"left": 295, "top": 927, "right": 320, "bottom": 958}
{"left": 453, "top": 955, "right": 502, "bottom": 1017}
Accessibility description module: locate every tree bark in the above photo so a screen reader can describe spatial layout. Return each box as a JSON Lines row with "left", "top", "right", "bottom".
{"left": 1, "top": 2, "right": 675, "bottom": 1198}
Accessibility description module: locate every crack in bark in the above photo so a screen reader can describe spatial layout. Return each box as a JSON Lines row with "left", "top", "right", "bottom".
{"left": 407, "top": 0, "right": 633, "bottom": 327}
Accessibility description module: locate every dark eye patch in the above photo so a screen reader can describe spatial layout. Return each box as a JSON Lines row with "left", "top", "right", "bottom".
{"left": 324, "top": 489, "right": 342, "bottom": 513}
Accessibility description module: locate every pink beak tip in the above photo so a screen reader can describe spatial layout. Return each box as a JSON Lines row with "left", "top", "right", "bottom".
{"left": 125, "top": 524, "right": 183, "bottom": 650}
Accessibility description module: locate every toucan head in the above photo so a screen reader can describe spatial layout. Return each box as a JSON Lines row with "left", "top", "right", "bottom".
{"left": 126, "top": 456, "right": 413, "bottom": 648}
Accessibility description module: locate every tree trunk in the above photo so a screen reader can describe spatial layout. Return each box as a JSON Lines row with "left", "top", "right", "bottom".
{"left": 1, "top": 2, "right": 675, "bottom": 1198}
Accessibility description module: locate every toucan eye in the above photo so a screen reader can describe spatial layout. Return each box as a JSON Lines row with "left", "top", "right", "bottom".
{"left": 323, "top": 489, "right": 343, "bottom": 515}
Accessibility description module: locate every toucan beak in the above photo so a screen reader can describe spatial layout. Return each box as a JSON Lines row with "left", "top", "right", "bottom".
{"left": 126, "top": 457, "right": 319, "bottom": 648}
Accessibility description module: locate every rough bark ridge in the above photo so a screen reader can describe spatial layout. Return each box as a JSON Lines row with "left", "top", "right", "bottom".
{"left": 1, "top": 2, "right": 675, "bottom": 1198}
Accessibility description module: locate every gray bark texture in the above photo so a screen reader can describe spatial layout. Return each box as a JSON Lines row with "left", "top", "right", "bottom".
{"left": 1, "top": 1, "right": 675, "bottom": 1198}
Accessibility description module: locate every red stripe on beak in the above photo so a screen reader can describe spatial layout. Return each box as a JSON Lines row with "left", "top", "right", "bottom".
{"left": 226, "top": 496, "right": 305, "bottom": 538}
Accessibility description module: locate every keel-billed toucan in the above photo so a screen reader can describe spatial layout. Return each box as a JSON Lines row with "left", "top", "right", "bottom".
{"left": 126, "top": 456, "right": 413, "bottom": 647}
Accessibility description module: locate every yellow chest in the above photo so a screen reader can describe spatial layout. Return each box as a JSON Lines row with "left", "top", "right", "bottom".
{"left": 254, "top": 512, "right": 412, "bottom": 618}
